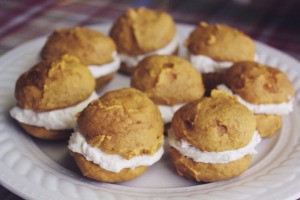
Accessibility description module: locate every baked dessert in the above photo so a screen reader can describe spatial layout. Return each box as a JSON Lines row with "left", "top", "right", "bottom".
{"left": 68, "top": 88, "right": 164, "bottom": 182}
{"left": 10, "top": 54, "right": 97, "bottom": 140}
{"left": 110, "top": 7, "right": 178, "bottom": 74}
{"left": 41, "top": 27, "right": 120, "bottom": 90}
{"left": 219, "top": 61, "right": 295, "bottom": 137}
{"left": 131, "top": 55, "right": 205, "bottom": 123}
{"left": 185, "top": 22, "right": 255, "bottom": 92}
{"left": 169, "top": 90, "right": 261, "bottom": 182}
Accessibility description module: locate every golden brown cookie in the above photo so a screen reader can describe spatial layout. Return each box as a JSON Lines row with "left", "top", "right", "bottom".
{"left": 131, "top": 55, "right": 205, "bottom": 106}
{"left": 77, "top": 88, "right": 164, "bottom": 158}
{"left": 110, "top": 7, "right": 176, "bottom": 55}
{"left": 186, "top": 22, "right": 255, "bottom": 93}
{"left": 12, "top": 54, "right": 96, "bottom": 140}
{"left": 110, "top": 7, "right": 177, "bottom": 74}
{"left": 255, "top": 114, "right": 282, "bottom": 138}
{"left": 223, "top": 61, "right": 295, "bottom": 137}
{"left": 41, "top": 26, "right": 119, "bottom": 90}
{"left": 95, "top": 72, "right": 116, "bottom": 91}
{"left": 169, "top": 148, "right": 252, "bottom": 182}
{"left": 70, "top": 88, "right": 164, "bottom": 182}
{"left": 224, "top": 61, "right": 295, "bottom": 104}
{"left": 119, "top": 48, "right": 179, "bottom": 75}
{"left": 172, "top": 90, "right": 256, "bottom": 151}
{"left": 169, "top": 90, "right": 257, "bottom": 182}
{"left": 70, "top": 152, "right": 148, "bottom": 183}
{"left": 19, "top": 123, "right": 71, "bottom": 140}
{"left": 41, "top": 27, "right": 116, "bottom": 65}
{"left": 15, "top": 55, "right": 95, "bottom": 111}
{"left": 186, "top": 21, "right": 255, "bottom": 62}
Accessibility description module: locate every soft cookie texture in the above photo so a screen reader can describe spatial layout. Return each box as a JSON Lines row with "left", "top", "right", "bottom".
{"left": 170, "top": 90, "right": 256, "bottom": 182}
{"left": 110, "top": 7, "right": 177, "bottom": 74}
{"left": 71, "top": 88, "right": 164, "bottom": 182}
{"left": 41, "top": 27, "right": 118, "bottom": 90}
{"left": 254, "top": 114, "right": 282, "bottom": 137}
{"left": 15, "top": 55, "right": 95, "bottom": 111}
{"left": 224, "top": 61, "right": 295, "bottom": 104}
{"left": 223, "top": 61, "right": 295, "bottom": 137}
{"left": 19, "top": 123, "right": 71, "bottom": 140}
{"left": 41, "top": 27, "right": 116, "bottom": 65}
{"left": 172, "top": 91, "right": 256, "bottom": 151}
{"left": 185, "top": 22, "right": 255, "bottom": 93}
{"left": 110, "top": 7, "right": 176, "bottom": 55}
{"left": 186, "top": 22, "right": 255, "bottom": 62}
{"left": 169, "top": 148, "right": 252, "bottom": 182}
{"left": 71, "top": 152, "right": 148, "bottom": 183}
{"left": 14, "top": 54, "right": 95, "bottom": 139}
{"left": 131, "top": 55, "right": 205, "bottom": 106}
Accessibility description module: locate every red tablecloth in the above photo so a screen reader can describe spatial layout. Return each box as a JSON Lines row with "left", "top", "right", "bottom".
{"left": 0, "top": 0, "right": 299, "bottom": 199}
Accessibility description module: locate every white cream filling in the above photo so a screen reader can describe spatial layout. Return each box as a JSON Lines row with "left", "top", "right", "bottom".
{"left": 168, "top": 129, "right": 261, "bottom": 164}
{"left": 88, "top": 51, "right": 120, "bottom": 78}
{"left": 119, "top": 34, "right": 179, "bottom": 68}
{"left": 158, "top": 104, "right": 184, "bottom": 124}
{"left": 217, "top": 84, "right": 294, "bottom": 115}
{"left": 190, "top": 54, "right": 233, "bottom": 73}
{"left": 10, "top": 92, "right": 99, "bottom": 130}
{"left": 189, "top": 54, "right": 258, "bottom": 73}
{"left": 68, "top": 131, "right": 164, "bottom": 172}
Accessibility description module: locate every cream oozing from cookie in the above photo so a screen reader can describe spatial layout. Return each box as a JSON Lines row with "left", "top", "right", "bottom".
{"left": 190, "top": 55, "right": 233, "bottom": 73}
{"left": 10, "top": 92, "right": 99, "bottom": 130}
{"left": 88, "top": 51, "right": 120, "bottom": 78}
{"left": 189, "top": 54, "right": 258, "bottom": 73}
{"left": 168, "top": 129, "right": 261, "bottom": 164}
{"left": 217, "top": 84, "right": 294, "bottom": 115}
{"left": 68, "top": 131, "right": 164, "bottom": 172}
{"left": 119, "top": 34, "right": 179, "bottom": 68}
{"left": 158, "top": 104, "right": 184, "bottom": 123}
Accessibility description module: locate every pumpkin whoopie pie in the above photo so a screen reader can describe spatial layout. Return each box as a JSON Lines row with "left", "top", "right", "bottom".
{"left": 219, "top": 61, "right": 295, "bottom": 137}
{"left": 131, "top": 55, "right": 205, "bottom": 124}
{"left": 168, "top": 90, "right": 261, "bottom": 182}
{"left": 185, "top": 22, "right": 255, "bottom": 93}
{"left": 68, "top": 88, "right": 164, "bottom": 182}
{"left": 110, "top": 7, "right": 178, "bottom": 74}
{"left": 41, "top": 27, "right": 120, "bottom": 90}
{"left": 10, "top": 54, "right": 97, "bottom": 140}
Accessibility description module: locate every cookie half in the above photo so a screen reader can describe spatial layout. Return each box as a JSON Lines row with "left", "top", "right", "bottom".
{"left": 110, "top": 7, "right": 178, "bottom": 74}
{"left": 41, "top": 27, "right": 120, "bottom": 90}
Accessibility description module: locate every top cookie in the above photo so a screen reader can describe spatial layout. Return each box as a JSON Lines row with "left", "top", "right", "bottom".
{"left": 15, "top": 54, "right": 95, "bottom": 112}
{"left": 131, "top": 55, "right": 205, "bottom": 105}
{"left": 224, "top": 61, "right": 295, "bottom": 104}
{"left": 109, "top": 7, "right": 176, "bottom": 55}
{"left": 41, "top": 27, "right": 116, "bottom": 65}
{"left": 171, "top": 90, "right": 256, "bottom": 152}
{"left": 77, "top": 88, "right": 164, "bottom": 159}
{"left": 185, "top": 22, "right": 255, "bottom": 62}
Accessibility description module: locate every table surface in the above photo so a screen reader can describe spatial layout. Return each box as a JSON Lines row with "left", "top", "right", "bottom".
{"left": 0, "top": 0, "right": 299, "bottom": 199}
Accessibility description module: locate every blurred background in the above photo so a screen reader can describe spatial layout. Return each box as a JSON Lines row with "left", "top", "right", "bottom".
{"left": 0, "top": 0, "right": 299, "bottom": 60}
{"left": 0, "top": 0, "right": 299, "bottom": 199}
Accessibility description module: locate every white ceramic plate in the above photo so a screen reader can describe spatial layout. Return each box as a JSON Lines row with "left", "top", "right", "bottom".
{"left": 0, "top": 23, "right": 300, "bottom": 200}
